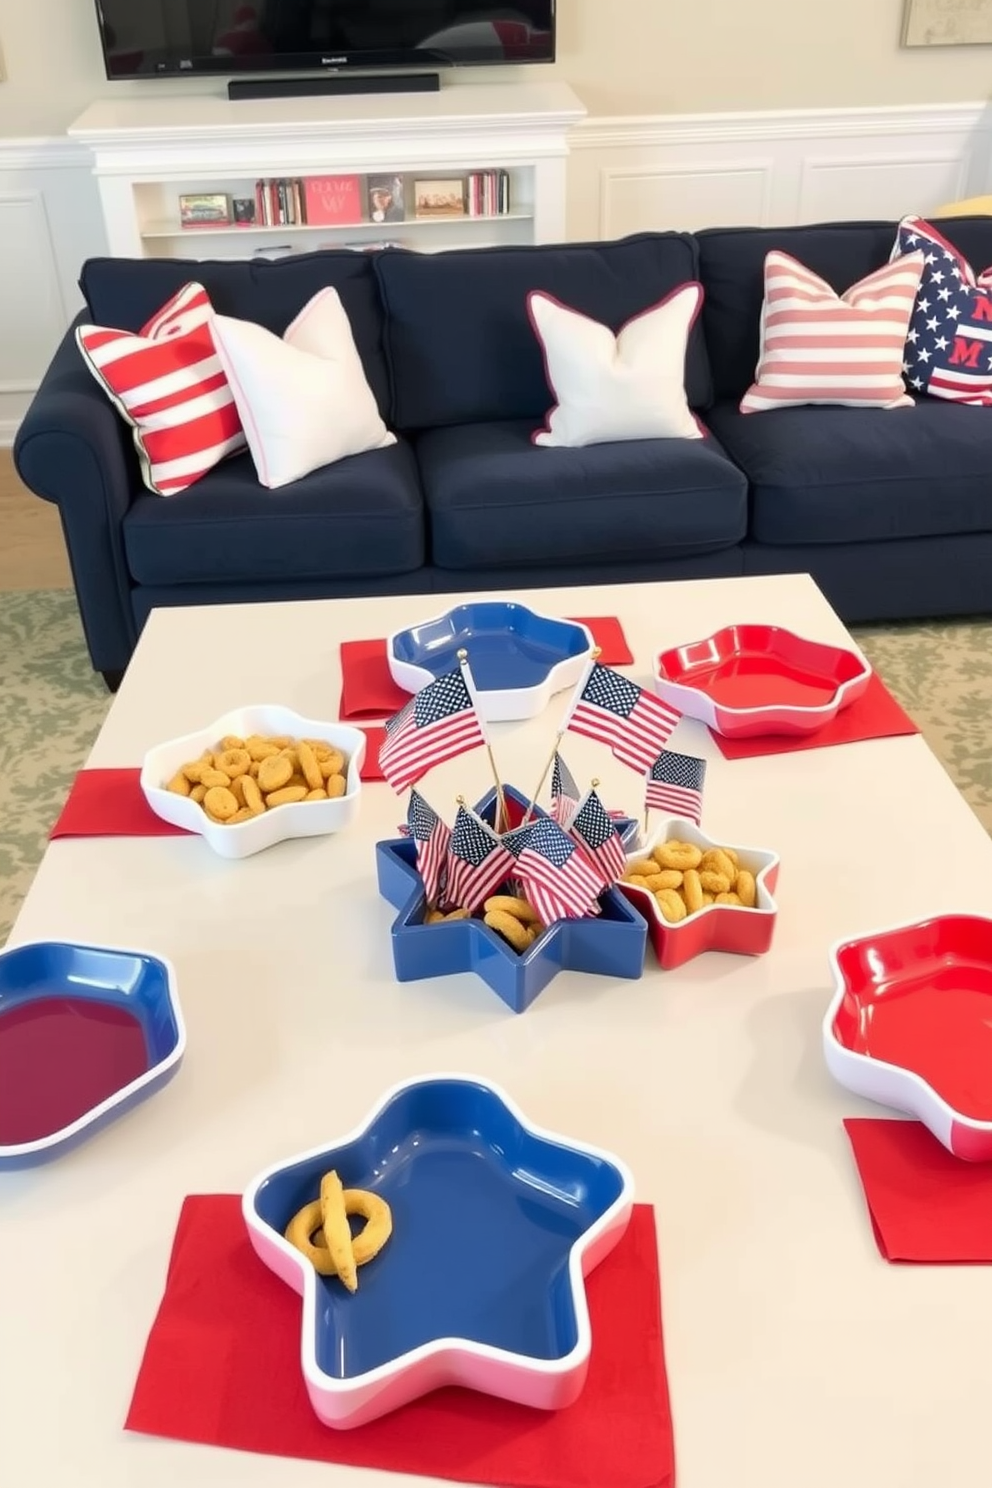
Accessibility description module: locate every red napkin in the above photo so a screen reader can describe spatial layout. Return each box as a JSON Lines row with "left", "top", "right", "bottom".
{"left": 712, "top": 672, "right": 918, "bottom": 759}
{"left": 571, "top": 615, "right": 634, "bottom": 666}
{"left": 50, "top": 769, "right": 191, "bottom": 838}
{"left": 338, "top": 618, "right": 634, "bottom": 720}
{"left": 339, "top": 638, "right": 409, "bottom": 719}
{"left": 844, "top": 1118, "right": 992, "bottom": 1263}
{"left": 126, "top": 1197, "right": 674, "bottom": 1488}
{"left": 358, "top": 725, "right": 386, "bottom": 781}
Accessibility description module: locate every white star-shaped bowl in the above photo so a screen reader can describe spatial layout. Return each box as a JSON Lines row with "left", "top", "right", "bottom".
{"left": 618, "top": 818, "right": 780, "bottom": 969}
{"left": 140, "top": 705, "right": 366, "bottom": 860}
{"left": 243, "top": 1074, "right": 634, "bottom": 1429}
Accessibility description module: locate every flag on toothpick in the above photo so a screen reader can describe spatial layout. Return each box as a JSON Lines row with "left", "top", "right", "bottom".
{"left": 406, "top": 788, "right": 451, "bottom": 907}
{"left": 565, "top": 661, "right": 680, "bottom": 774}
{"left": 515, "top": 816, "right": 604, "bottom": 925}
{"left": 444, "top": 804, "right": 515, "bottom": 913}
{"left": 568, "top": 787, "right": 627, "bottom": 885}
{"left": 379, "top": 667, "right": 485, "bottom": 793}
{"left": 645, "top": 748, "right": 707, "bottom": 824}
{"left": 550, "top": 751, "right": 580, "bottom": 830}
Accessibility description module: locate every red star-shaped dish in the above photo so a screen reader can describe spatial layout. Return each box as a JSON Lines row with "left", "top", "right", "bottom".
{"left": 619, "top": 818, "right": 780, "bottom": 969}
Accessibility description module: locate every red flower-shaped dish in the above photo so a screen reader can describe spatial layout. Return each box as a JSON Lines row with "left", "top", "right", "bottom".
{"left": 618, "top": 819, "right": 780, "bottom": 971}
{"left": 824, "top": 915, "right": 992, "bottom": 1162}
{"left": 653, "top": 624, "right": 871, "bottom": 738}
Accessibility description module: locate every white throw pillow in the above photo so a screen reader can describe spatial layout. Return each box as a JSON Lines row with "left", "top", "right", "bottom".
{"left": 528, "top": 286, "right": 704, "bottom": 447}
{"left": 209, "top": 287, "right": 395, "bottom": 489}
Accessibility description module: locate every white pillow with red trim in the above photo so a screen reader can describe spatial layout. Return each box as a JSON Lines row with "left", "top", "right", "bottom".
{"left": 208, "top": 286, "right": 394, "bottom": 489}
{"left": 76, "top": 282, "right": 246, "bottom": 497}
{"left": 527, "top": 285, "right": 704, "bottom": 447}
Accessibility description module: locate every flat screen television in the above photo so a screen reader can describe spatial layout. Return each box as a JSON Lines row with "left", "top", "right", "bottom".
{"left": 94, "top": 1, "right": 556, "bottom": 80}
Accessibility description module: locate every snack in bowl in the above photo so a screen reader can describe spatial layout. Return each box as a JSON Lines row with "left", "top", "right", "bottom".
{"left": 141, "top": 706, "right": 365, "bottom": 860}
{"left": 167, "top": 733, "right": 348, "bottom": 822}
{"left": 425, "top": 892, "right": 547, "bottom": 954}
{"left": 619, "top": 819, "right": 780, "bottom": 969}
{"left": 623, "top": 837, "right": 759, "bottom": 921}
{"left": 285, "top": 1169, "right": 393, "bottom": 1291}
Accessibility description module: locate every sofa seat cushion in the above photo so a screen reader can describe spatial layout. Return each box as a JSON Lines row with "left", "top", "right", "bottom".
{"left": 705, "top": 397, "right": 992, "bottom": 545}
{"left": 122, "top": 440, "right": 425, "bottom": 587}
{"left": 414, "top": 420, "right": 747, "bottom": 571}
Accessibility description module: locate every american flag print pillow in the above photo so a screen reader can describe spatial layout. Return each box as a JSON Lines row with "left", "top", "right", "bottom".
{"left": 76, "top": 281, "right": 245, "bottom": 496}
{"left": 890, "top": 215, "right": 992, "bottom": 407}
{"left": 740, "top": 250, "right": 925, "bottom": 413}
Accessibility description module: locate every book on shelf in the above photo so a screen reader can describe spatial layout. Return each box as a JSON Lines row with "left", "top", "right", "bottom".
{"left": 466, "top": 170, "right": 511, "bottom": 218}
{"left": 302, "top": 174, "right": 363, "bottom": 226}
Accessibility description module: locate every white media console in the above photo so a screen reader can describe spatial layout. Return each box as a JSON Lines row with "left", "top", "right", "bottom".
{"left": 68, "top": 81, "right": 587, "bottom": 260}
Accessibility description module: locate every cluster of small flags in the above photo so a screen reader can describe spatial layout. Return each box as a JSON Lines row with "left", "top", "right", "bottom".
{"left": 384, "top": 650, "right": 709, "bottom": 927}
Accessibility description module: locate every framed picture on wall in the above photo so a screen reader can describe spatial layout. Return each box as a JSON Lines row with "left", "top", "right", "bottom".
{"left": 903, "top": 0, "right": 992, "bottom": 46}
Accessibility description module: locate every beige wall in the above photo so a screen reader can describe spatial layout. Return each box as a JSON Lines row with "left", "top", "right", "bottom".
{"left": 0, "top": 0, "right": 990, "bottom": 137}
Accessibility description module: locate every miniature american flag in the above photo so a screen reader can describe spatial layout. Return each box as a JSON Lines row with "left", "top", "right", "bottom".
{"left": 378, "top": 667, "right": 484, "bottom": 794}
{"left": 568, "top": 788, "right": 627, "bottom": 885}
{"left": 443, "top": 805, "right": 514, "bottom": 913}
{"left": 407, "top": 788, "right": 450, "bottom": 908}
{"left": 645, "top": 748, "right": 707, "bottom": 824}
{"left": 566, "top": 662, "right": 680, "bottom": 774}
{"left": 515, "top": 816, "right": 604, "bottom": 924}
{"left": 550, "top": 750, "right": 580, "bottom": 829}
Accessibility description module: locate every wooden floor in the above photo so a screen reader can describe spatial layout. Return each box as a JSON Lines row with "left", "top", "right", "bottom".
{"left": 0, "top": 449, "right": 72, "bottom": 591}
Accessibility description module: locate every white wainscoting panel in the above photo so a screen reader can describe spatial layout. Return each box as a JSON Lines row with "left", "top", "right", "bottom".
{"left": 567, "top": 102, "right": 992, "bottom": 241}
{"left": 0, "top": 140, "right": 107, "bottom": 441}
{"left": 797, "top": 153, "right": 971, "bottom": 225}
{"left": 601, "top": 160, "right": 773, "bottom": 239}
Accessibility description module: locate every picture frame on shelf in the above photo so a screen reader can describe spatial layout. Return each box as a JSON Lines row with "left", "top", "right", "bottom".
{"left": 179, "top": 192, "right": 230, "bottom": 228}
{"left": 367, "top": 174, "right": 406, "bottom": 223}
{"left": 413, "top": 178, "right": 466, "bottom": 219}
{"left": 902, "top": 0, "right": 992, "bottom": 46}
{"left": 232, "top": 197, "right": 256, "bottom": 226}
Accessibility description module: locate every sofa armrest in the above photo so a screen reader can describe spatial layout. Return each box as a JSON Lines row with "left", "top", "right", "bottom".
{"left": 14, "top": 315, "right": 140, "bottom": 674}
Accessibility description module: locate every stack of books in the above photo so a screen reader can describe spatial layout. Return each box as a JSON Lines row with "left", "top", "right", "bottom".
{"left": 466, "top": 170, "right": 512, "bottom": 217}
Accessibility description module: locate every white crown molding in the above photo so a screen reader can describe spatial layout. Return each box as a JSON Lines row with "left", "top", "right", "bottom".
{"left": 572, "top": 101, "right": 992, "bottom": 150}
{"left": 0, "top": 139, "right": 92, "bottom": 171}
{"left": 0, "top": 100, "right": 987, "bottom": 171}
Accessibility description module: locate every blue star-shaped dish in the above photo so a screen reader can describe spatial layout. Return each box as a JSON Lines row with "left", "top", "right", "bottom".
{"left": 386, "top": 602, "right": 593, "bottom": 722}
{"left": 242, "top": 1074, "right": 635, "bottom": 1429}
{"left": 375, "top": 786, "right": 648, "bottom": 1013}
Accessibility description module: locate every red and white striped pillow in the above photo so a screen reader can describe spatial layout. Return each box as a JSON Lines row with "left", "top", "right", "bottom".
{"left": 76, "top": 282, "right": 246, "bottom": 496}
{"left": 740, "top": 250, "right": 925, "bottom": 413}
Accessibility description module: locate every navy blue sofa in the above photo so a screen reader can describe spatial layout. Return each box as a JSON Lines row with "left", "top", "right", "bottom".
{"left": 15, "top": 218, "right": 992, "bottom": 685}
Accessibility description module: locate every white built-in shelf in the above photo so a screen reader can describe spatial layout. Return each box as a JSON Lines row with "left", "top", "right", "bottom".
{"left": 69, "top": 81, "right": 586, "bottom": 259}
{"left": 142, "top": 212, "right": 534, "bottom": 240}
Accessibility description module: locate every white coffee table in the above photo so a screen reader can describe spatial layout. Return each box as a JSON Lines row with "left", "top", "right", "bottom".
{"left": 3, "top": 573, "right": 991, "bottom": 1488}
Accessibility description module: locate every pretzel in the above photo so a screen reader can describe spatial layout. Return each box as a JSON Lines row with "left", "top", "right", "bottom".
{"left": 284, "top": 1172, "right": 393, "bottom": 1291}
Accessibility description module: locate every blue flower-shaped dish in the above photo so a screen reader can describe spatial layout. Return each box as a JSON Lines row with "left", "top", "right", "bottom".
{"left": 375, "top": 787, "right": 648, "bottom": 1013}
{"left": 242, "top": 1074, "right": 634, "bottom": 1429}
{"left": 0, "top": 940, "right": 184, "bottom": 1169}
{"left": 386, "top": 602, "right": 593, "bottom": 722}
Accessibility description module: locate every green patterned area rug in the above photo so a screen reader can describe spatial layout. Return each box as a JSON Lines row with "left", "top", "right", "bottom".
{"left": 0, "top": 590, "right": 990, "bottom": 946}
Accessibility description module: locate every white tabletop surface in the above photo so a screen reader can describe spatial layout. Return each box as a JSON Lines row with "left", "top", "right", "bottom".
{"left": 3, "top": 572, "right": 992, "bottom": 1488}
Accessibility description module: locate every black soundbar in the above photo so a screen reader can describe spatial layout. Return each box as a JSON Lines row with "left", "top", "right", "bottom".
{"left": 228, "top": 73, "right": 440, "bottom": 101}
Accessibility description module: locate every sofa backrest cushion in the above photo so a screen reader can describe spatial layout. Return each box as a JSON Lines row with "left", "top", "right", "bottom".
{"left": 698, "top": 217, "right": 992, "bottom": 403}
{"left": 373, "top": 233, "right": 712, "bottom": 430}
{"left": 79, "top": 252, "right": 391, "bottom": 419}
